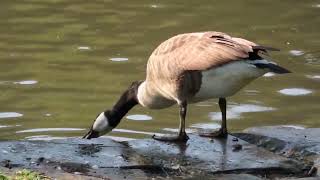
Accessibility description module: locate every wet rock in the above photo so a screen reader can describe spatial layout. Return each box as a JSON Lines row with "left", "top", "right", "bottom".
{"left": 232, "top": 144, "right": 242, "bottom": 151}
{"left": 233, "top": 126, "right": 320, "bottom": 177}
{"left": 1, "top": 160, "right": 12, "bottom": 169}
{"left": 0, "top": 134, "right": 312, "bottom": 179}
{"left": 208, "top": 174, "right": 264, "bottom": 180}
{"left": 279, "top": 178, "right": 320, "bottom": 180}
{"left": 0, "top": 138, "right": 138, "bottom": 179}
{"left": 128, "top": 134, "right": 307, "bottom": 178}
{"left": 37, "top": 157, "right": 45, "bottom": 163}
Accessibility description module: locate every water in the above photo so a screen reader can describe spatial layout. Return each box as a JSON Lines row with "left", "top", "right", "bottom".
{"left": 209, "top": 104, "right": 276, "bottom": 120}
{"left": 126, "top": 114, "right": 153, "bottom": 121}
{"left": 0, "top": 0, "right": 319, "bottom": 140}
{"left": 278, "top": 88, "right": 313, "bottom": 96}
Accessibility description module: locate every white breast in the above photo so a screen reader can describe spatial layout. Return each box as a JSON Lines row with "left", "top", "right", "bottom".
{"left": 191, "top": 60, "right": 268, "bottom": 102}
{"left": 137, "top": 81, "right": 175, "bottom": 109}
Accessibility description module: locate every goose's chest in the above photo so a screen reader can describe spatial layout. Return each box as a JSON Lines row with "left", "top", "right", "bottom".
{"left": 192, "top": 61, "right": 267, "bottom": 102}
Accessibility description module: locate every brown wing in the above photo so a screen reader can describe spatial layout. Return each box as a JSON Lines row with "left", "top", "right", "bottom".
{"left": 148, "top": 32, "right": 274, "bottom": 73}
{"left": 180, "top": 32, "right": 259, "bottom": 70}
{"left": 145, "top": 32, "right": 275, "bottom": 100}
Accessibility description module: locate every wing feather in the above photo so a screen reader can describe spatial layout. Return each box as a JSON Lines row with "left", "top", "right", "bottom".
{"left": 146, "top": 32, "right": 277, "bottom": 95}
{"left": 148, "top": 32, "right": 268, "bottom": 72}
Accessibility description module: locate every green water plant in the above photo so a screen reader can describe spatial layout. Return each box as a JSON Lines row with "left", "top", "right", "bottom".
{"left": 0, "top": 169, "right": 49, "bottom": 180}
{"left": 0, "top": 172, "right": 9, "bottom": 180}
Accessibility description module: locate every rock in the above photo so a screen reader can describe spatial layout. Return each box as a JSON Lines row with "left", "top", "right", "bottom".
{"left": 208, "top": 174, "right": 264, "bottom": 180}
{"left": 279, "top": 178, "right": 320, "bottom": 180}
{"left": 233, "top": 126, "right": 320, "bottom": 177}
{"left": 0, "top": 134, "right": 312, "bottom": 179}
{"left": 128, "top": 134, "right": 307, "bottom": 178}
{"left": 232, "top": 144, "right": 242, "bottom": 151}
{"left": 0, "top": 138, "right": 143, "bottom": 179}
{"left": 1, "top": 160, "right": 12, "bottom": 169}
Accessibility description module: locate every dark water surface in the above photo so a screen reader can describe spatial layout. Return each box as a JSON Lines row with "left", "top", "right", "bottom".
{"left": 0, "top": 0, "right": 319, "bottom": 140}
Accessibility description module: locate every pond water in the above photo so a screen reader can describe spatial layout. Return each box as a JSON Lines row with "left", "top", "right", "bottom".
{"left": 0, "top": 0, "right": 319, "bottom": 140}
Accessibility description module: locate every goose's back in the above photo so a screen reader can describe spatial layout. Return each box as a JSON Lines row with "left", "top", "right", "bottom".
{"left": 145, "top": 32, "right": 263, "bottom": 102}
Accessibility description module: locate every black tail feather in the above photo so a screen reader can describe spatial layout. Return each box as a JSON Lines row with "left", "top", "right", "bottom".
{"left": 253, "top": 46, "right": 280, "bottom": 52}
{"left": 255, "top": 63, "right": 291, "bottom": 74}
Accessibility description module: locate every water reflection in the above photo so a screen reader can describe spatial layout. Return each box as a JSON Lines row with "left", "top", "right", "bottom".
{"left": 244, "top": 90, "right": 259, "bottom": 96}
{"left": 0, "top": 125, "right": 11, "bottom": 128}
{"left": 162, "top": 128, "right": 195, "bottom": 133}
{"left": 306, "top": 75, "right": 320, "bottom": 80}
{"left": 104, "top": 136, "right": 136, "bottom": 142}
{"left": 16, "top": 128, "right": 85, "bottom": 133}
{"left": 312, "top": 4, "right": 320, "bottom": 8}
{"left": 195, "top": 101, "right": 214, "bottom": 107}
{"left": 0, "top": 112, "right": 23, "bottom": 119}
{"left": 14, "top": 80, "right": 38, "bottom": 85}
{"left": 25, "top": 135, "right": 67, "bottom": 141}
{"left": 280, "top": 125, "right": 305, "bottom": 130}
{"left": 278, "top": 88, "right": 312, "bottom": 96}
{"left": 305, "top": 54, "right": 320, "bottom": 65}
{"left": 126, "top": 114, "right": 152, "bottom": 121}
{"left": 289, "top": 50, "right": 304, "bottom": 56}
{"left": 263, "top": 72, "right": 275, "bottom": 77}
{"left": 209, "top": 104, "right": 275, "bottom": 121}
{"left": 109, "top": 57, "right": 129, "bottom": 62}
{"left": 77, "top": 46, "right": 91, "bottom": 50}
{"left": 112, "top": 128, "right": 155, "bottom": 135}
{"left": 190, "top": 123, "right": 220, "bottom": 130}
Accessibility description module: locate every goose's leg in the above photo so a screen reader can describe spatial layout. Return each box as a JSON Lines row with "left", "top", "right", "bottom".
{"left": 152, "top": 101, "right": 189, "bottom": 142}
{"left": 219, "top": 97, "right": 228, "bottom": 136}
{"left": 178, "top": 101, "right": 188, "bottom": 139}
{"left": 199, "top": 98, "right": 228, "bottom": 138}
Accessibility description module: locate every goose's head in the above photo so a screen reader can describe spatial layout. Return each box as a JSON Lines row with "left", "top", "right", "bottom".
{"left": 82, "top": 111, "right": 114, "bottom": 139}
{"left": 82, "top": 80, "right": 143, "bottom": 139}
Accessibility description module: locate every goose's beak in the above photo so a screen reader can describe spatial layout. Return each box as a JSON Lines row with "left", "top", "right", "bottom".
{"left": 82, "top": 128, "right": 99, "bottom": 139}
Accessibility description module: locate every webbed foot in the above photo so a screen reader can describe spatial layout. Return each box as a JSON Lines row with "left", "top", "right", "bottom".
{"left": 198, "top": 128, "right": 228, "bottom": 138}
{"left": 152, "top": 133, "right": 189, "bottom": 142}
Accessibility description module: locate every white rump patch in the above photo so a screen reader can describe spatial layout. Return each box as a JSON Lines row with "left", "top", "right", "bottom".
{"left": 193, "top": 61, "right": 267, "bottom": 101}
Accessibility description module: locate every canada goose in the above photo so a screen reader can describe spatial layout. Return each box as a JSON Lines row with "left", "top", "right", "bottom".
{"left": 83, "top": 31, "right": 290, "bottom": 142}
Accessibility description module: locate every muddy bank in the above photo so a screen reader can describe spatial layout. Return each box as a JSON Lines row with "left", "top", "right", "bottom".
{"left": 0, "top": 126, "right": 319, "bottom": 179}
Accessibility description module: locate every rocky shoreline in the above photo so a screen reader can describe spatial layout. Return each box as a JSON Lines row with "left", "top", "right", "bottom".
{"left": 0, "top": 126, "right": 319, "bottom": 179}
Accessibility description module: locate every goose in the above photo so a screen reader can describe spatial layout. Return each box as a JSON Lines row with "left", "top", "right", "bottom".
{"left": 83, "top": 31, "right": 290, "bottom": 142}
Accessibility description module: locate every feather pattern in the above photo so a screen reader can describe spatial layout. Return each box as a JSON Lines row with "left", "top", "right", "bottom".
{"left": 139, "top": 31, "right": 279, "bottom": 107}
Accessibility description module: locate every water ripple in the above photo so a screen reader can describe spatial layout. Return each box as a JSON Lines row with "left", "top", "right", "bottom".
{"left": 16, "top": 128, "right": 85, "bottom": 133}
{"left": 209, "top": 104, "right": 275, "bottom": 121}
{"left": 14, "top": 80, "right": 38, "bottom": 85}
{"left": 279, "top": 88, "right": 312, "bottom": 96}
{"left": 110, "top": 57, "right": 129, "bottom": 62}
{"left": 0, "top": 112, "right": 23, "bottom": 119}
{"left": 190, "top": 123, "right": 220, "bottom": 130}
{"left": 25, "top": 135, "right": 67, "bottom": 141}
{"left": 78, "top": 46, "right": 91, "bottom": 50}
{"left": 126, "top": 114, "right": 152, "bottom": 121}
{"left": 289, "top": 50, "right": 304, "bottom": 56}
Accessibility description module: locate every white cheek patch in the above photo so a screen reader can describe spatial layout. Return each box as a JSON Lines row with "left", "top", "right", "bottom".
{"left": 93, "top": 112, "right": 113, "bottom": 134}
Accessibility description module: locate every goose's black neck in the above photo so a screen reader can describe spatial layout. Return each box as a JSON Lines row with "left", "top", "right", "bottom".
{"left": 104, "top": 81, "right": 143, "bottom": 128}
